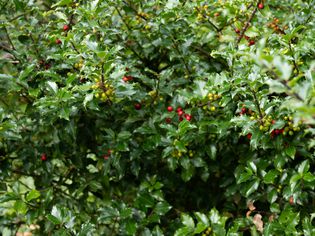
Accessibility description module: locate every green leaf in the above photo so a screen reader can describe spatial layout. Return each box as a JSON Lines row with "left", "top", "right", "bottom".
{"left": 14, "top": 200, "right": 28, "bottom": 214}
{"left": 263, "top": 169, "right": 279, "bottom": 184}
{"left": 194, "top": 212, "right": 209, "bottom": 226}
{"left": 267, "top": 188, "right": 278, "bottom": 203}
{"left": 285, "top": 146, "right": 296, "bottom": 159}
{"left": 47, "top": 214, "right": 62, "bottom": 225}
{"left": 245, "top": 179, "right": 260, "bottom": 197}
{"left": 154, "top": 202, "right": 172, "bottom": 216}
{"left": 181, "top": 214, "right": 195, "bottom": 229}
{"left": 303, "top": 172, "right": 315, "bottom": 182}
{"left": 47, "top": 81, "right": 58, "bottom": 94}
{"left": 52, "top": 0, "right": 72, "bottom": 8}
{"left": 125, "top": 220, "right": 137, "bottom": 235}
{"left": 26, "top": 189, "right": 40, "bottom": 202}
{"left": 174, "top": 227, "right": 193, "bottom": 236}
{"left": 298, "top": 160, "right": 309, "bottom": 174}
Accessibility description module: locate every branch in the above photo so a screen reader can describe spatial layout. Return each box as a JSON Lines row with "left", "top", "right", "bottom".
{"left": 235, "top": 1, "right": 259, "bottom": 47}
{"left": 268, "top": 70, "right": 304, "bottom": 102}
{"left": 3, "top": 26, "right": 16, "bottom": 50}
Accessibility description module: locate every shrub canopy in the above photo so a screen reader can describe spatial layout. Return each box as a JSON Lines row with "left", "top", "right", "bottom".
{"left": 0, "top": 0, "right": 314, "bottom": 235}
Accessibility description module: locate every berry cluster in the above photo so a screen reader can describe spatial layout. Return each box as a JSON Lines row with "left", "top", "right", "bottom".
{"left": 195, "top": 5, "right": 211, "bottom": 21}
{"left": 202, "top": 92, "right": 222, "bottom": 113}
{"left": 164, "top": 106, "right": 192, "bottom": 124}
{"left": 235, "top": 29, "right": 255, "bottom": 46}
{"left": 171, "top": 149, "right": 194, "bottom": 158}
{"left": 74, "top": 59, "right": 84, "bottom": 70}
{"left": 103, "top": 149, "right": 112, "bottom": 160}
{"left": 267, "top": 18, "right": 287, "bottom": 34}
{"left": 92, "top": 78, "right": 115, "bottom": 102}
{"left": 201, "top": 227, "right": 212, "bottom": 236}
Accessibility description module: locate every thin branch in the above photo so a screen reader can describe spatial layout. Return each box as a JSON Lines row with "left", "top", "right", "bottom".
{"left": 268, "top": 70, "right": 304, "bottom": 102}
{"left": 250, "top": 88, "right": 264, "bottom": 123}
{"left": 236, "top": 1, "right": 259, "bottom": 47}
{"left": 288, "top": 42, "right": 299, "bottom": 75}
{"left": 3, "top": 26, "right": 16, "bottom": 50}
{"left": 196, "top": 8, "right": 220, "bottom": 32}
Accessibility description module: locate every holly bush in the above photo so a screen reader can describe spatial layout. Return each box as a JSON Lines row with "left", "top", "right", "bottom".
{"left": 0, "top": 0, "right": 314, "bottom": 235}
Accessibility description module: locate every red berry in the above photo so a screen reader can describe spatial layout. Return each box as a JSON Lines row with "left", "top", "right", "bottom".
{"left": 235, "top": 28, "right": 240, "bottom": 34}
{"left": 41, "top": 153, "right": 47, "bottom": 161}
{"left": 258, "top": 3, "right": 264, "bottom": 9}
{"left": 165, "top": 117, "right": 172, "bottom": 124}
{"left": 177, "top": 110, "right": 184, "bottom": 116}
{"left": 63, "top": 25, "right": 70, "bottom": 31}
{"left": 125, "top": 67, "right": 130, "bottom": 71}
{"left": 103, "top": 155, "right": 109, "bottom": 160}
{"left": 122, "top": 76, "right": 129, "bottom": 82}
{"left": 272, "top": 120, "right": 276, "bottom": 124}
{"left": 289, "top": 196, "right": 294, "bottom": 205}
{"left": 275, "top": 129, "right": 280, "bottom": 135}
{"left": 247, "top": 133, "right": 252, "bottom": 140}
{"left": 279, "top": 128, "right": 284, "bottom": 134}
{"left": 241, "top": 107, "right": 247, "bottom": 113}
{"left": 167, "top": 106, "right": 173, "bottom": 112}
{"left": 248, "top": 40, "right": 255, "bottom": 46}
{"left": 244, "top": 35, "right": 250, "bottom": 40}
{"left": 179, "top": 116, "right": 183, "bottom": 122}
{"left": 184, "top": 114, "right": 192, "bottom": 121}
{"left": 134, "top": 103, "right": 141, "bottom": 110}
{"left": 107, "top": 149, "right": 112, "bottom": 154}
{"left": 55, "top": 39, "right": 62, "bottom": 44}
{"left": 176, "top": 107, "right": 183, "bottom": 112}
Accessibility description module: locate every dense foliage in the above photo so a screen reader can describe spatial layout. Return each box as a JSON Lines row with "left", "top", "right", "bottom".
{"left": 0, "top": 0, "right": 314, "bottom": 235}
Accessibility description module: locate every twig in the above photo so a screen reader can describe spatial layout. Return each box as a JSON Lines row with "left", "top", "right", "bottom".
{"left": 3, "top": 26, "right": 16, "bottom": 50}
{"left": 236, "top": 1, "right": 259, "bottom": 47}
{"left": 268, "top": 70, "right": 304, "bottom": 101}
{"left": 288, "top": 42, "right": 299, "bottom": 75}
{"left": 196, "top": 8, "right": 220, "bottom": 32}
{"left": 250, "top": 88, "right": 264, "bottom": 123}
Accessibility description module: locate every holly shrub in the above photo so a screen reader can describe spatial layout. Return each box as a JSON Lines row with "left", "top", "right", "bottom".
{"left": 0, "top": 0, "right": 314, "bottom": 235}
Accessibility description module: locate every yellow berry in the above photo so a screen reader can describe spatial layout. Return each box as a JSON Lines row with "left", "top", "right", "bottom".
{"left": 95, "top": 93, "right": 99, "bottom": 98}
{"left": 259, "top": 125, "right": 264, "bottom": 130}
{"left": 210, "top": 106, "right": 216, "bottom": 111}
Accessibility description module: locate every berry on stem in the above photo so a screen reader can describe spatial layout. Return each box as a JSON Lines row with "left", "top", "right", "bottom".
{"left": 134, "top": 103, "right": 141, "bottom": 110}
{"left": 248, "top": 40, "right": 255, "bottom": 46}
{"left": 63, "top": 25, "right": 70, "bottom": 31}
{"left": 55, "top": 39, "right": 62, "bottom": 44}
{"left": 41, "top": 153, "right": 47, "bottom": 161}
{"left": 167, "top": 106, "right": 173, "bottom": 112}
